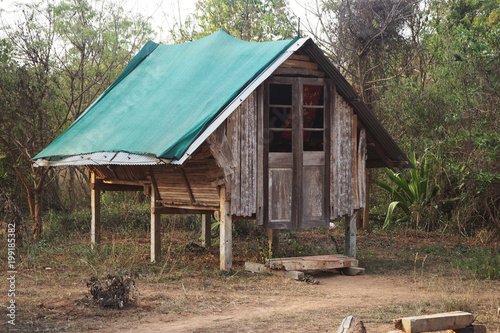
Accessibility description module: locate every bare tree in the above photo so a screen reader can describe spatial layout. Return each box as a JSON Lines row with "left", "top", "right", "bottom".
{"left": 303, "top": 0, "right": 422, "bottom": 104}
{"left": 0, "top": 0, "right": 152, "bottom": 239}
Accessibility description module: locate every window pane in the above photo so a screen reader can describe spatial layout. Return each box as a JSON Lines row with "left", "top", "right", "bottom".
{"left": 303, "top": 85, "right": 323, "bottom": 106}
{"left": 303, "top": 131, "right": 324, "bottom": 151}
{"left": 303, "top": 108, "right": 323, "bottom": 129}
{"left": 269, "top": 107, "right": 292, "bottom": 129}
{"left": 269, "top": 130, "right": 292, "bottom": 152}
{"left": 270, "top": 84, "right": 292, "bottom": 105}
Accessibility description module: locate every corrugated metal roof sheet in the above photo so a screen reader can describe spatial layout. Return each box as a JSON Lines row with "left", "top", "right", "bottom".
{"left": 33, "top": 152, "right": 169, "bottom": 167}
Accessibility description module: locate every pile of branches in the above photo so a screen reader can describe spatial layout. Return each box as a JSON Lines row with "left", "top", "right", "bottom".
{"left": 85, "top": 275, "right": 137, "bottom": 309}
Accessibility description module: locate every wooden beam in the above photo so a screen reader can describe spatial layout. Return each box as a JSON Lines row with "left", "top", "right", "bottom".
{"left": 219, "top": 186, "right": 232, "bottom": 271}
{"left": 148, "top": 167, "right": 161, "bottom": 201}
{"left": 266, "top": 255, "right": 358, "bottom": 271}
{"left": 90, "top": 172, "right": 101, "bottom": 249}
{"left": 91, "top": 182, "right": 144, "bottom": 192}
{"left": 102, "top": 180, "right": 149, "bottom": 185}
{"left": 201, "top": 214, "right": 212, "bottom": 248}
{"left": 394, "top": 311, "right": 474, "bottom": 333}
{"left": 180, "top": 168, "right": 196, "bottom": 205}
{"left": 211, "top": 178, "right": 226, "bottom": 187}
{"left": 288, "top": 54, "right": 310, "bottom": 61}
{"left": 345, "top": 213, "right": 357, "bottom": 258}
{"left": 155, "top": 203, "right": 219, "bottom": 212}
{"left": 366, "top": 132, "right": 394, "bottom": 170}
{"left": 150, "top": 186, "right": 161, "bottom": 262}
{"left": 273, "top": 67, "right": 325, "bottom": 78}
{"left": 154, "top": 207, "right": 215, "bottom": 215}
{"left": 281, "top": 59, "right": 319, "bottom": 70}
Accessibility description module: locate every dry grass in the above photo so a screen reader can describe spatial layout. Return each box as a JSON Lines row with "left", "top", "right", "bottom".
{"left": 0, "top": 222, "right": 499, "bottom": 332}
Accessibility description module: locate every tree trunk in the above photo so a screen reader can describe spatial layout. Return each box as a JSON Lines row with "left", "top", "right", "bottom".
{"left": 33, "top": 187, "right": 42, "bottom": 240}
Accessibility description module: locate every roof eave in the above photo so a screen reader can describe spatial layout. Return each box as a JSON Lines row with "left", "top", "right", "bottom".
{"left": 301, "top": 40, "right": 412, "bottom": 168}
{"left": 33, "top": 152, "right": 171, "bottom": 167}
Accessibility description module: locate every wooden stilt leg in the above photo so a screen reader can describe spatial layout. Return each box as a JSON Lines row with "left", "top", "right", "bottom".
{"left": 201, "top": 214, "right": 212, "bottom": 248}
{"left": 268, "top": 229, "right": 279, "bottom": 258}
{"left": 219, "top": 186, "right": 232, "bottom": 271}
{"left": 363, "top": 169, "right": 371, "bottom": 231}
{"left": 150, "top": 186, "right": 161, "bottom": 262}
{"left": 90, "top": 172, "right": 101, "bottom": 249}
{"left": 345, "top": 213, "right": 357, "bottom": 258}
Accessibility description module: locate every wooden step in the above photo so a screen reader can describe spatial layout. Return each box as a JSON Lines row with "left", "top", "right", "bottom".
{"left": 265, "top": 254, "right": 358, "bottom": 271}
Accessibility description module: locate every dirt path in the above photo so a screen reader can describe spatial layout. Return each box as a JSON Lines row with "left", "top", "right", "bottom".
{"left": 94, "top": 274, "right": 444, "bottom": 333}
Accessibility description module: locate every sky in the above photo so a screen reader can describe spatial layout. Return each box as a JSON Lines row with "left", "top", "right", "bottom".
{"left": 0, "top": 0, "right": 319, "bottom": 42}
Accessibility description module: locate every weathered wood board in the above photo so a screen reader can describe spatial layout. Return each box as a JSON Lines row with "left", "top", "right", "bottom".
{"left": 245, "top": 262, "right": 305, "bottom": 280}
{"left": 266, "top": 254, "right": 358, "bottom": 271}
{"left": 393, "top": 311, "right": 474, "bottom": 333}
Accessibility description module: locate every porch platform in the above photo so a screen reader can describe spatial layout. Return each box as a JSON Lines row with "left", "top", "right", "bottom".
{"left": 265, "top": 254, "right": 358, "bottom": 272}
{"left": 245, "top": 254, "right": 364, "bottom": 280}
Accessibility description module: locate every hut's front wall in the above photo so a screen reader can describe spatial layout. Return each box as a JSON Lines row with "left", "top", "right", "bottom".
{"left": 330, "top": 90, "right": 354, "bottom": 219}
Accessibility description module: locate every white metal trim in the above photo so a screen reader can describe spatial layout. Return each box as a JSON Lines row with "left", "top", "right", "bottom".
{"left": 33, "top": 152, "right": 171, "bottom": 167}
{"left": 172, "top": 37, "right": 310, "bottom": 165}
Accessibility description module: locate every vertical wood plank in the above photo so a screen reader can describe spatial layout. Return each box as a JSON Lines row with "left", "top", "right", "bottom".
{"left": 150, "top": 186, "right": 161, "bottom": 262}
{"left": 324, "top": 81, "right": 332, "bottom": 225}
{"left": 233, "top": 102, "right": 241, "bottom": 215}
{"left": 345, "top": 213, "right": 357, "bottom": 258}
{"left": 330, "top": 88, "right": 338, "bottom": 220}
{"left": 201, "top": 214, "right": 212, "bottom": 248}
{"left": 90, "top": 172, "right": 101, "bottom": 249}
{"left": 353, "top": 114, "right": 358, "bottom": 209}
{"left": 357, "top": 128, "right": 367, "bottom": 208}
{"left": 363, "top": 169, "right": 371, "bottom": 231}
{"left": 219, "top": 186, "right": 232, "bottom": 271}
{"left": 292, "top": 78, "right": 302, "bottom": 228}
{"left": 257, "top": 85, "right": 265, "bottom": 225}
{"left": 249, "top": 91, "right": 257, "bottom": 216}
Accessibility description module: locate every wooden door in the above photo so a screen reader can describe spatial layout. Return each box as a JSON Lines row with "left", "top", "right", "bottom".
{"left": 264, "top": 78, "right": 330, "bottom": 229}
{"left": 266, "top": 79, "right": 295, "bottom": 229}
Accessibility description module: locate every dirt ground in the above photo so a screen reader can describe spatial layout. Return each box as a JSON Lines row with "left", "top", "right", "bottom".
{"left": 1, "top": 232, "right": 499, "bottom": 332}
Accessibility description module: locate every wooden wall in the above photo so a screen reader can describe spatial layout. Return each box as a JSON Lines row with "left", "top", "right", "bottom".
{"left": 90, "top": 144, "right": 223, "bottom": 211}
{"left": 330, "top": 90, "right": 355, "bottom": 219}
{"left": 208, "top": 90, "right": 259, "bottom": 217}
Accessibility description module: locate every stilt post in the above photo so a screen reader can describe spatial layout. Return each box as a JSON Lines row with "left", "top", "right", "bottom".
{"left": 362, "top": 169, "right": 371, "bottom": 231}
{"left": 90, "top": 172, "right": 101, "bottom": 249}
{"left": 201, "top": 213, "right": 212, "bottom": 248}
{"left": 268, "top": 229, "right": 279, "bottom": 258}
{"left": 345, "top": 213, "right": 357, "bottom": 258}
{"left": 150, "top": 186, "right": 161, "bottom": 262}
{"left": 219, "top": 186, "right": 232, "bottom": 271}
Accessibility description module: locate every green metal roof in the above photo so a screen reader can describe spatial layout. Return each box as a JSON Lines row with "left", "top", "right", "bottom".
{"left": 34, "top": 31, "right": 298, "bottom": 163}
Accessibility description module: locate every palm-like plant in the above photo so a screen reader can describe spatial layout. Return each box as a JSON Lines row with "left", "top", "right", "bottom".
{"left": 378, "top": 152, "right": 441, "bottom": 229}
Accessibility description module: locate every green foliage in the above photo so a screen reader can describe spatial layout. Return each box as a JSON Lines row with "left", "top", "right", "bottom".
{"left": 378, "top": 152, "right": 440, "bottom": 229}
{"left": 328, "top": 234, "right": 342, "bottom": 254}
{"left": 170, "top": 0, "right": 297, "bottom": 43}
{"left": 371, "top": 0, "right": 499, "bottom": 235}
{"left": 454, "top": 247, "right": 500, "bottom": 280}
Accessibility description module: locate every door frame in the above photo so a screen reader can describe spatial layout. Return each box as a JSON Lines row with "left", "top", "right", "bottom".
{"left": 260, "top": 76, "right": 331, "bottom": 229}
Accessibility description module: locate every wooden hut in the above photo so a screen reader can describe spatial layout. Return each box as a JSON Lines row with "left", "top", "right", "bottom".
{"left": 34, "top": 31, "right": 410, "bottom": 270}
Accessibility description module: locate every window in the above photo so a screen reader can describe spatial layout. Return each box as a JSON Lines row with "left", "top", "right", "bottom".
{"left": 269, "top": 84, "right": 293, "bottom": 152}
